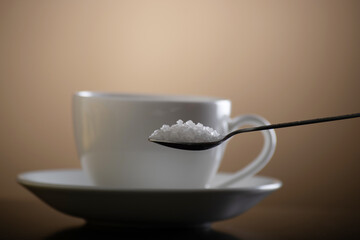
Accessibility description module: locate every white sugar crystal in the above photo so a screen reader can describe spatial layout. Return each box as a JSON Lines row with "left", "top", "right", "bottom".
{"left": 149, "top": 120, "right": 221, "bottom": 143}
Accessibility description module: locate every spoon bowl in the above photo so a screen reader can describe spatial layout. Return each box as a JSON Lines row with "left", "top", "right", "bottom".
{"left": 148, "top": 139, "right": 223, "bottom": 151}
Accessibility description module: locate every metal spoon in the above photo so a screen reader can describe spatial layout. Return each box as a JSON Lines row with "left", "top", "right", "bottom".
{"left": 148, "top": 112, "right": 360, "bottom": 151}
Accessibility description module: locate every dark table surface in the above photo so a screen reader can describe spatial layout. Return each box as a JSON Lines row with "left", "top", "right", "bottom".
{"left": 1, "top": 198, "right": 359, "bottom": 240}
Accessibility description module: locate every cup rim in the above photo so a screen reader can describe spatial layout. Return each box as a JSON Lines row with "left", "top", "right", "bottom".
{"left": 74, "top": 91, "right": 230, "bottom": 103}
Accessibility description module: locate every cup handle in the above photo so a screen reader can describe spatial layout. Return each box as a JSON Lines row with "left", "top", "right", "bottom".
{"left": 214, "top": 114, "right": 277, "bottom": 188}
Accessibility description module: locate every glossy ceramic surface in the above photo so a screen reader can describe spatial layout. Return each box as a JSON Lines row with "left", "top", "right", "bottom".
{"left": 18, "top": 169, "right": 282, "bottom": 227}
{"left": 73, "top": 92, "right": 276, "bottom": 188}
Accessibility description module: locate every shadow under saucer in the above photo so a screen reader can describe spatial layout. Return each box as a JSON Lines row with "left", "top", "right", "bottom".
{"left": 46, "top": 223, "right": 242, "bottom": 240}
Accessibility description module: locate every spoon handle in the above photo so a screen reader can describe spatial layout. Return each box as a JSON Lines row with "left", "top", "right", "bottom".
{"left": 226, "top": 112, "right": 360, "bottom": 140}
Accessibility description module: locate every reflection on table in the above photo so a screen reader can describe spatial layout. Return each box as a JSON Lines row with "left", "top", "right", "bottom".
{"left": 1, "top": 199, "right": 359, "bottom": 240}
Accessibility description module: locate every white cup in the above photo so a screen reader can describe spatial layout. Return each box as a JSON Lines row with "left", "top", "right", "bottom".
{"left": 73, "top": 92, "right": 276, "bottom": 189}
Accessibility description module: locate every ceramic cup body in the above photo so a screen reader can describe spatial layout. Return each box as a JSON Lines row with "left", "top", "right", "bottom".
{"left": 73, "top": 92, "right": 276, "bottom": 189}
{"left": 73, "top": 92, "right": 231, "bottom": 189}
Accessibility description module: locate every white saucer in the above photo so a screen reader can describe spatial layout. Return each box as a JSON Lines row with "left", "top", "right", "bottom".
{"left": 18, "top": 169, "right": 282, "bottom": 227}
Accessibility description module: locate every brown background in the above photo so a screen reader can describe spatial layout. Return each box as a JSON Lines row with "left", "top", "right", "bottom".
{"left": 1, "top": 0, "right": 359, "bottom": 211}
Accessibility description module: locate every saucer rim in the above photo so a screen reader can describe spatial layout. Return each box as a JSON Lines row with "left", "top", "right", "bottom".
{"left": 17, "top": 169, "right": 282, "bottom": 193}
